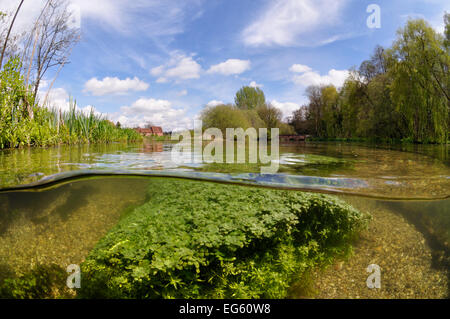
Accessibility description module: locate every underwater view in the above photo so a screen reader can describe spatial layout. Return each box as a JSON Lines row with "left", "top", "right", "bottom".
{"left": 0, "top": 141, "right": 448, "bottom": 299}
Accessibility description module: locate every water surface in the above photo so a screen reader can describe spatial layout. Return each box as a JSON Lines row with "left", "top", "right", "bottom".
{"left": 0, "top": 141, "right": 448, "bottom": 298}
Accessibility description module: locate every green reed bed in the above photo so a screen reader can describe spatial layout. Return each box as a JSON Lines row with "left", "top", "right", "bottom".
{"left": 0, "top": 57, "right": 141, "bottom": 149}
{"left": 79, "top": 178, "right": 368, "bottom": 299}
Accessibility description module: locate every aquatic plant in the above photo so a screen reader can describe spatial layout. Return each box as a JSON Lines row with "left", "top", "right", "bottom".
{"left": 79, "top": 178, "right": 368, "bottom": 299}
{"left": 0, "top": 264, "right": 72, "bottom": 299}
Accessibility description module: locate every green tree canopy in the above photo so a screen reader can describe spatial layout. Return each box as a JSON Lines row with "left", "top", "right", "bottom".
{"left": 201, "top": 104, "right": 251, "bottom": 134}
{"left": 235, "top": 86, "right": 266, "bottom": 110}
{"left": 387, "top": 18, "right": 449, "bottom": 143}
{"left": 289, "top": 16, "right": 449, "bottom": 144}
{"left": 256, "top": 103, "right": 282, "bottom": 129}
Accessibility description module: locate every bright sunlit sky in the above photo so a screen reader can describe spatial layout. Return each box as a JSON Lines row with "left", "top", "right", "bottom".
{"left": 1, "top": 0, "right": 449, "bottom": 131}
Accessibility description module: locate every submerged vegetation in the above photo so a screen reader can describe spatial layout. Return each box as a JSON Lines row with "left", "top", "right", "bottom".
{"left": 78, "top": 179, "right": 368, "bottom": 299}
{"left": 0, "top": 264, "right": 72, "bottom": 299}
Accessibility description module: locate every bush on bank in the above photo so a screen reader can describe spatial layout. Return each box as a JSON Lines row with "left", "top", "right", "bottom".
{"left": 79, "top": 178, "right": 368, "bottom": 299}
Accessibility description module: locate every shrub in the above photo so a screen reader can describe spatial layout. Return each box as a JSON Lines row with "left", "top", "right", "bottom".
{"left": 79, "top": 178, "right": 367, "bottom": 299}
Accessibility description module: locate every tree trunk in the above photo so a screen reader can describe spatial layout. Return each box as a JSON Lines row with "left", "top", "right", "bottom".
{"left": 0, "top": 0, "right": 24, "bottom": 70}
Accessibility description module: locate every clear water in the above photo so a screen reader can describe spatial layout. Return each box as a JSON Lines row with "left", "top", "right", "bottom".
{"left": 0, "top": 141, "right": 448, "bottom": 298}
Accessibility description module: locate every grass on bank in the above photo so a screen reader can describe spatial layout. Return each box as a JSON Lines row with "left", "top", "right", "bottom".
{"left": 0, "top": 56, "right": 141, "bottom": 149}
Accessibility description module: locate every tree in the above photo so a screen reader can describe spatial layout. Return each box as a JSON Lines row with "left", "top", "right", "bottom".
{"left": 235, "top": 86, "right": 266, "bottom": 110}
{"left": 358, "top": 45, "right": 387, "bottom": 82}
{"left": 304, "top": 85, "right": 324, "bottom": 136}
{"left": 288, "top": 106, "right": 309, "bottom": 134}
{"left": 0, "top": 2, "right": 25, "bottom": 70}
{"left": 320, "top": 85, "right": 340, "bottom": 137}
{"left": 28, "top": 0, "right": 80, "bottom": 99}
{"left": 256, "top": 103, "right": 282, "bottom": 129}
{"left": 387, "top": 19, "right": 448, "bottom": 143}
{"left": 0, "top": 0, "right": 24, "bottom": 70}
{"left": 444, "top": 13, "right": 449, "bottom": 48}
{"left": 201, "top": 104, "right": 251, "bottom": 134}
{"left": 241, "top": 109, "right": 265, "bottom": 130}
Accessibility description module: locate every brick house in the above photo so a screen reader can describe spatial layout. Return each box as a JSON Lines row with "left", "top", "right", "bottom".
{"left": 135, "top": 126, "right": 164, "bottom": 136}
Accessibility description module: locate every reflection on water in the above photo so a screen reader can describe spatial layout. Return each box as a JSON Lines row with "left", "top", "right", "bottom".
{"left": 0, "top": 142, "right": 448, "bottom": 199}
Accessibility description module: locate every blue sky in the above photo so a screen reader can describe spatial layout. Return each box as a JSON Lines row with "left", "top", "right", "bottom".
{"left": 2, "top": 0, "right": 449, "bottom": 131}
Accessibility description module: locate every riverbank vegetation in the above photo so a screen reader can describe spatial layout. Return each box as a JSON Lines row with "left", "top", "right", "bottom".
{"left": 201, "top": 86, "right": 295, "bottom": 138}
{"left": 78, "top": 178, "right": 367, "bottom": 298}
{"left": 289, "top": 16, "right": 450, "bottom": 144}
{"left": 203, "top": 16, "right": 449, "bottom": 144}
{"left": 0, "top": 1, "right": 141, "bottom": 150}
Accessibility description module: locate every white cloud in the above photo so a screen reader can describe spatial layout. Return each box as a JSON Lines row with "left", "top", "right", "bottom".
{"left": 289, "top": 64, "right": 312, "bottom": 73}
{"left": 249, "top": 81, "right": 263, "bottom": 88}
{"left": 150, "top": 65, "right": 165, "bottom": 76}
{"left": 242, "top": 0, "right": 348, "bottom": 47}
{"left": 39, "top": 87, "right": 72, "bottom": 112}
{"left": 0, "top": 0, "right": 204, "bottom": 37}
{"left": 206, "top": 100, "right": 224, "bottom": 107}
{"left": 38, "top": 87, "right": 102, "bottom": 116}
{"left": 114, "top": 98, "right": 191, "bottom": 131}
{"left": 83, "top": 76, "right": 149, "bottom": 96}
{"left": 290, "top": 64, "right": 349, "bottom": 88}
{"left": 151, "top": 54, "right": 202, "bottom": 82}
{"left": 271, "top": 100, "right": 301, "bottom": 120}
{"left": 207, "top": 59, "right": 251, "bottom": 75}
{"left": 177, "top": 89, "right": 188, "bottom": 96}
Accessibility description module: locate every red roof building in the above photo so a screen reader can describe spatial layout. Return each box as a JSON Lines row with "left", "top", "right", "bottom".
{"left": 134, "top": 126, "right": 163, "bottom": 136}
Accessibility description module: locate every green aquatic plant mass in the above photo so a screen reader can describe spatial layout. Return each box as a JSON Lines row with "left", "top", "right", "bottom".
{"left": 79, "top": 178, "right": 368, "bottom": 299}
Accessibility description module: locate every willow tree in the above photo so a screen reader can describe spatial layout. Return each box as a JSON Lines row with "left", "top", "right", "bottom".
{"left": 445, "top": 13, "right": 449, "bottom": 48}
{"left": 387, "top": 19, "right": 449, "bottom": 143}
{"left": 320, "top": 85, "right": 341, "bottom": 138}
{"left": 201, "top": 104, "right": 251, "bottom": 135}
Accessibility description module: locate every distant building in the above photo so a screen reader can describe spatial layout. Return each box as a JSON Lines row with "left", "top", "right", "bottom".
{"left": 134, "top": 126, "right": 164, "bottom": 136}
{"left": 150, "top": 126, "right": 163, "bottom": 136}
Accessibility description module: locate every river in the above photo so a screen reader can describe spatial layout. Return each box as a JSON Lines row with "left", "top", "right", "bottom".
{"left": 0, "top": 141, "right": 448, "bottom": 298}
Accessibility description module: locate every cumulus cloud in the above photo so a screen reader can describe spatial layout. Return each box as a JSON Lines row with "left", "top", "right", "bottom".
{"left": 290, "top": 64, "right": 349, "bottom": 88}
{"left": 39, "top": 87, "right": 103, "bottom": 116}
{"left": 206, "top": 100, "right": 224, "bottom": 107}
{"left": 151, "top": 54, "right": 202, "bottom": 82}
{"left": 289, "top": 64, "right": 312, "bottom": 73}
{"left": 242, "top": 0, "right": 348, "bottom": 47}
{"left": 249, "top": 81, "right": 263, "bottom": 88}
{"left": 83, "top": 76, "right": 149, "bottom": 96}
{"left": 113, "top": 98, "right": 192, "bottom": 131}
{"left": 207, "top": 59, "right": 251, "bottom": 75}
{"left": 270, "top": 100, "right": 301, "bottom": 120}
